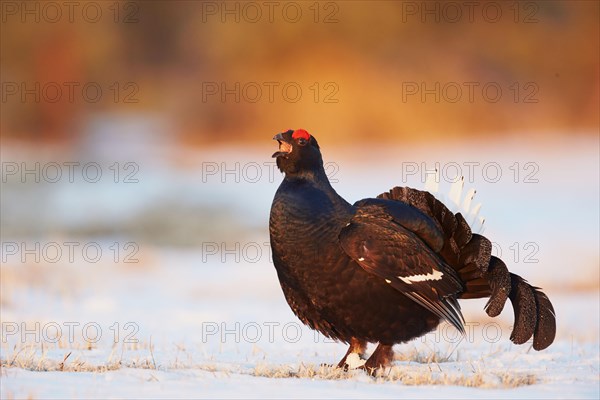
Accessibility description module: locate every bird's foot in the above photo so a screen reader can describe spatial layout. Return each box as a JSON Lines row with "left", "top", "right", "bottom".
{"left": 359, "top": 343, "right": 394, "bottom": 377}
{"left": 336, "top": 337, "right": 367, "bottom": 371}
{"left": 340, "top": 353, "right": 367, "bottom": 370}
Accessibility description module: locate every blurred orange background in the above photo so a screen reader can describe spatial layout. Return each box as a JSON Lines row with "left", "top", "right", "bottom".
{"left": 2, "top": 0, "right": 598, "bottom": 145}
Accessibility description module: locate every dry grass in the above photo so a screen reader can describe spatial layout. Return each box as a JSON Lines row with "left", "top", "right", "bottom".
{"left": 1, "top": 346, "right": 121, "bottom": 373}
{"left": 1, "top": 342, "right": 537, "bottom": 388}
{"left": 0, "top": 342, "right": 159, "bottom": 373}
{"left": 379, "top": 367, "right": 536, "bottom": 387}
{"left": 250, "top": 362, "right": 536, "bottom": 387}
{"left": 253, "top": 362, "right": 351, "bottom": 380}
{"left": 393, "top": 345, "right": 455, "bottom": 364}
{"left": 245, "top": 340, "right": 537, "bottom": 387}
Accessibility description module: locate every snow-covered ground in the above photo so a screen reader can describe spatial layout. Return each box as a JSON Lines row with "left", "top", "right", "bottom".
{"left": 1, "top": 135, "right": 599, "bottom": 398}
{"left": 1, "top": 252, "right": 599, "bottom": 399}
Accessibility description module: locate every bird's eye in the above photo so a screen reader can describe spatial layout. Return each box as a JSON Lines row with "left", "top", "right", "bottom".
{"left": 297, "top": 138, "right": 307, "bottom": 146}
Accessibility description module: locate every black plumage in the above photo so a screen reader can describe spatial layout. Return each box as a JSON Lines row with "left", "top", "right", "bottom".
{"left": 269, "top": 129, "right": 556, "bottom": 373}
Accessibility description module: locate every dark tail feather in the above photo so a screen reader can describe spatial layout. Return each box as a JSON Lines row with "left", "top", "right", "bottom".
{"left": 531, "top": 288, "right": 556, "bottom": 350}
{"left": 484, "top": 256, "right": 511, "bottom": 317}
{"left": 508, "top": 273, "right": 556, "bottom": 349}
{"left": 508, "top": 273, "right": 537, "bottom": 344}
{"left": 378, "top": 186, "right": 556, "bottom": 350}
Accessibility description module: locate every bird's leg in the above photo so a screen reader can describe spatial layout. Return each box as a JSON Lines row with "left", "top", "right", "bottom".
{"left": 336, "top": 337, "right": 367, "bottom": 370}
{"left": 361, "top": 343, "right": 394, "bottom": 376}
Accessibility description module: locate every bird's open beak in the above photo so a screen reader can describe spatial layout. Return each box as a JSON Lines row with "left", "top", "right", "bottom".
{"left": 272, "top": 133, "right": 293, "bottom": 158}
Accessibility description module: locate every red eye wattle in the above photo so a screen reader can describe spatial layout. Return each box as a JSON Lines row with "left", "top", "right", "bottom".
{"left": 292, "top": 129, "right": 311, "bottom": 141}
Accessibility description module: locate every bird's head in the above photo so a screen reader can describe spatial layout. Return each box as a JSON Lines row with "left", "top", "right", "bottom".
{"left": 272, "top": 129, "right": 324, "bottom": 178}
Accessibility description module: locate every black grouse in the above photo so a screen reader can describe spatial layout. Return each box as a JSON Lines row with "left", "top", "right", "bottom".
{"left": 269, "top": 129, "right": 556, "bottom": 374}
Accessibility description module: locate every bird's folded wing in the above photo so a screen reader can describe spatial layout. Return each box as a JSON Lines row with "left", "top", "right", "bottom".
{"left": 353, "top": 198, "right": 445, "bottom": 252}
{"left": 339, "top": 214, "right": 466, "bottom": 333}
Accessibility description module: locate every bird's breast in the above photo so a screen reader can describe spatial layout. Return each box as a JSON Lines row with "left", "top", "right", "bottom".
{"left": 269, "top": 183, "right": 353, "bottom": 274}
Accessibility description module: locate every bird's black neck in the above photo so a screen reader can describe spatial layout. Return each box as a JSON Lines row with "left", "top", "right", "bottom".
{"left": 283, "top": 165, "right": 330, "bottom": 188}
{"left": 277, "top": 166, "right": 353, "bottom": 220}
